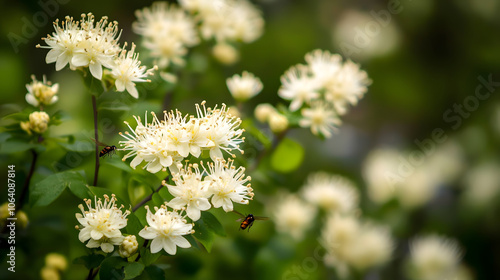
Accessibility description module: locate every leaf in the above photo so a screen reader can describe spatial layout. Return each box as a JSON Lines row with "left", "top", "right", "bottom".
{"left": 139, "top": 247, "right": 161, "bottom": 266}
{"left": 99, "top": 257, "right": 126, "bottom": 280}
{"left": 104, "top": 159, "right": 132, "bottom": 172}
{"left": 241, "top": 119, "right": 272, "bottom": 149}
{"left": 152, "top": 193, "right": 165, "bottom": 206}
{"left": 270, "top": 138, "right": 304, "bottom": 173}
{"left": 0, "top": 141, "right": 38, "bottom": 154}
{"left": 68, "top": 181, "right": 92, "bottom": 199}
{"left": 2, "top": 111, "right": 30, "bottom": 121}
{"left": 30, "top": 171, "right": 87, "bottom": 207}
{"left": 0, "top": 132, "right": 12, "bottom": 142}
{"left": 184, "top": 234, "right": 201, "bottom": 251}
{"left": 124, "top": 262, "right": 145, "bottom": 279}
{"left": 73, "top": 254, "right": 105, "bottom": 269}
{"left": 201, "top": 211, "right": 226, "bottom": 237}
{"left": 126, "top": 213, "right": 144, "bottom": 236}
{"left": 59, "top": 140, "right": 94, "bottom": 152}
{"left": 193, "top": 217, "right": 215, "bottom": 252}
{"left": 145, "top": 265, "right": 165, "bottom": 280}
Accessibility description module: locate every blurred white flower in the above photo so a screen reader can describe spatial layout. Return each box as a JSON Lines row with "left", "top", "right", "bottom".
{"left": 299, "top": 101, "right": 341, "bottom": 138}
{"left": 139, "top": 205, "right": 194, "bottom": 255}
{"left": 204, "top": 159, "right": 253, "bottom": 212}
{"left": 397, "top": 165, "right": 439, "bottom": 209}
{"left": 181, "top": 0, "right": 264, "bottom": 44}
{"left": 110, "top": 44, "right": 156, "bottom": 99}
{"left": 362, "top": 148, "right": 401, "bottom": 204}
{"left": 166, "top": 163, "right": 211, "bottom": 221}
{"left": 278, "top": 64, "right": 319, "bottom": 111}
{"left": 302, "top": 172, "right": 358, "bottom": 213}
{"left": 254, "top": 103, "right": 276, "bottom": 123}
{"left": 75, "top": 195, "right": 129, "bottom": 253}
{"left": 25, "top": 75, "right": 59, "bottom": 107}
{"left": 133, "top": 2, "right": 199, "bottom": 68}
{"left": 119, "top": 102, "right": 245, "bottom": 173}
{"left": 462, "top": 161, "right": 500, "bottom": 207}
{"left": 268, "top": 112, "right": 289, "bottom": 133}
{"left": 322, "top": 214, "right": 393, "bottom": 277}
{"left": 212, "top": 43, "right": 239, "bottom": 64}
{"left": 226, "top": 71, "right": 263, "bottom": 102}
{"left": 45, "top": 253, "right": 67, "bottom": 271}
{"left": 408, "top": 235, "right": 463, "bottom": 280}
{"left": 271, "top": 193, "right": 317, "bottom": 241}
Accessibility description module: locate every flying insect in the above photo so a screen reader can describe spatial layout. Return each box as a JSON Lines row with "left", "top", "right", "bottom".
{"left": 233, "top": 210, "right": 269, "bottom": 231}
{"left": 91, "top": 138, "right": 117, "bottom": 157}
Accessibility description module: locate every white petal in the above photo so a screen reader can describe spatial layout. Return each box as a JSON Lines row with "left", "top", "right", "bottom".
{"left": 168, "top": 197, "right": 186, "bottom": 209}
{"left": 159, "top": 156, "right": 172, "bottom": 167}
{"left": 115, "top": 79, "right": 125, "bottom": 92}
{"left": 71, "top": 54, "right": 89, "bottom": 67}
{"left": 78, "top": 228, "right": 91, "bottom": 242}
{"left": 186, "top": 205, "right": 201, "bottom": 221}
{"left": 221, "top": 200, "right": 233, "bottom": 212}
{"left": 89, "top": 62, "right": 103, "bottom": 80}
{"left": 45, "top": 49, "right": 61, "bottom": 63}
{"left": 91, "top": 230, "right": 104, "bottom": 240}
{"left": 172, "top": 236, "right": 191, "bottom": 249}
{"left": 101, "top": 243, "right": 114, "bottom": 253}
{"left": 130, "top": 156, "right": 143, "bottom": 169}
{"left": 210, "top": 148, "right": 223, "bottom": 161}
{"left": 150, "top": 237, "right": 163, "bottom": 254}
{"left": 197, "top": 198, "right": 211, "bottom": 211}
{"left": 86, "top": 239, "right": 100, "bottom": 248}
{"left": 126, "top": 83, "right": 139, "bottom": 99}
{"left": 211, "top": 195, "right": 223, "bottom": 209}
{"left": 162, "top": 238, "right": 177, "bottom": 255}
{"left": 147, "top": 160, "right": 162, "bottom": 173}
{"left": 139, "top": 227, "right": 158, "bottom": 240}
{"left": 55, "top": 54, "right": 70, "bottom": 71}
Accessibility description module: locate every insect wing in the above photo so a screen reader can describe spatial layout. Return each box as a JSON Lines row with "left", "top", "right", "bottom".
{"left": 91, "top": 138, "right": 109, "bottom": 147}
{"left": 253, "top": 216, "right": 269, "bottom": 221}
{"left": 232, "top": 210, "right": 246, "bottom": 221}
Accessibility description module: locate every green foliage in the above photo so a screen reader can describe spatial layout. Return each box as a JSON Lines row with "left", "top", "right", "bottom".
{"left": 124, "top": 262, "right": 145, "bottom": 279}
{"left": 30, "top": 171, "right": 87, "bottom": 207}
{"left": 73, "top": 253, "right": 105, "bottom": 269}
{"left": 99, "top": 257, "right": 126, "bottom": 280}
{"left": 270, "top": 138, "right": 304, "bottom": 173}
{"left": 192, "top": 211, "right": 226, "bottom": 252}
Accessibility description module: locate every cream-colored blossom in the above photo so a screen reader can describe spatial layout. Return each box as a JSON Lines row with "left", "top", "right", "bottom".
{"left": 25, "top": 75, "right": 59, "bottom": 107}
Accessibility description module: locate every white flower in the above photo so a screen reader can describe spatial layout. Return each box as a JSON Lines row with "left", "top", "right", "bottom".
{"left": 271, "top": 193, "right": 316, "bottom": 241}
{"left": 278, "top": 64, "right": 319, "bottom": 111}
{"left": 463, "top": 161, "right": 500, "bottom": 207}
{"left": 75, "top": 195, "right": 129, "bottom": 253}
{"left": 254, "top": 103, "right": 276, "bottom": 123}
{"left": 268, "top": 112, "right": 289, "bottom": 133}
{"left": 408, "top": 235, "right": 463, "bottom": 280}
{"left": 134, "top": 2, "right": 199, "bottom": 68}
{"left": 212, "top": 43, "right": 239, "bottom": 64}
{"left": 362, "top": 148, "right": 401, "bottom": 204}
{"left": 119, "top": 103, "right": 245, "bottom": 173}
{"left": 226, "top": 71, "right": 263, "bottom": 101}
{"left": 299, "top": 101, "right": 341, "bottom": 138}
{"left": 110, "top": 43, "right": 156, "bottom": 99}
{"left": 166, "top": 163, "right": 211, "bottom": 221}
{"left": 302, "top": 172, "right": 358, "bottom": 213}
{"left": 138, "top": 205, "right": 194, "bottom": 255}
{"left": 25, "top": 75, "right": 59, "bottom": 107}
{"left": 322, "top": 214, "right": 393, "bottom": 276}
{"left": 204, "top": 158, "right": 253, "bottom": 212}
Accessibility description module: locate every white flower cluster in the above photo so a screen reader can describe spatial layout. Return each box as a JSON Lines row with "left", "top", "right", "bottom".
{"left": 277, "top": 49, "right": 371, "bottom": 138}
{"left": 166, "top": 159, "right": 253, "bottom": 221}
{"left": 407, "top": 235, "right": 464, "bottom": 280}
{"left": 133, "top": 2, "right": 199, "bottom": 70}
{"left": 226, "top": 71, "right": 263, "bottom": 102}
{"left": 25, "top": 75, "right": 59, "bottom": 108}
{"left": 271, "top": 193, "right": 317, "bottom": 241}
{"left": 321, "top": 214, "right": 394, "bottom": 277}
{"left": 75, "top": 195, "right": 130, "bottom": 253}
{"left": 38, "top": 13, "right": 156, "bottom": 98}
{"left": 119, "top": 102, "right": 244, "bottom": 173}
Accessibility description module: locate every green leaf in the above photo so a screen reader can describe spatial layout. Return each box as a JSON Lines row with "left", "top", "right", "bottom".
{"left": 30, "top": 171, "right": 87, "bottom": 207}
{"left": 68, "top": 181, "right": 92, "bottom": 199}
{"left": 99, "top": 257, "right": 126, "bottom": 280}
{"left": 270, "top": 138, "right": 304, "bottom": 173}
{"left": 193, "top": 217, "right": 215, "bottom": 252}
{"left": 104, "top": 159, "right": 132, "bottom": 172}
{"left": 2, "top": 111, "right": 30, "bottom": 121}
{"left": 73, "top": 254, "right": 105, "bottom": 269}
{"left": 152, "top": 193, "right": 164, "bottom": 206}
{"left": 145, "top": 265, "right": 165, "bottom": 280}
{"left": 241, "top": 119, "right": 272, "bottom": 148}
{"left": 184, "top": 234, "right": 201, "bottom": 251}
{"left": 59, "top": 140, "right": 94, "bottom": 152}
{"left": 126, "top": 213, "right": 144, "bottom": 236}
{"left": 0, "top": 132, "right": 12, "bottom": 142}
{"left": 0, "top": 141, "right": 38, "bottom": 154}
{"left": 99, "top": 102, "right": 131, "bottom": 112}
{"left": 201, "top": 211, "right": 226, "bottom": 237}
{"left": 139, "top": 247, "right": 161, "bottom": 266}
{"left": 124, "top": 262, "right": 145, "bottom": 279}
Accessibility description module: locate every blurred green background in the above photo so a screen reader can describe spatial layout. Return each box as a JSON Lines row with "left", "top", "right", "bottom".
{"left": 1, "top": 0, "right": 500, "bottom": 279}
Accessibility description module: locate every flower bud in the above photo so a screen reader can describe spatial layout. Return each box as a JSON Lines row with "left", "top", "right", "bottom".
{"left": 119, "top": 235, "right": 139, "bottom": 258}
{"left": 269, "top": 112, "right": 288, "bottom": 133}
{"left": 26, "top": 111, "right": 50, "bottom": 134}
{"left": 41, "top": 267, "right": 60, "bottom": 280}
{"left": 212, "top": 43, "right": 239, "bottom": 65}
{"left": 254, "top": 103, "right": 276, "bottom": 123}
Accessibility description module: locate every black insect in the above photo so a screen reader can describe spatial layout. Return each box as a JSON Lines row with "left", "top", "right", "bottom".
{"left": 91, "top": 138, "right": 117, "bottom": 157}
{"left": 233, "top": 210, "right": 269, "bottom": 231}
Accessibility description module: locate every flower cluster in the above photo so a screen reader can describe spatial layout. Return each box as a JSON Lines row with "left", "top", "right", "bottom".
{"left": 226, "top": 71, "right": 263, "bottom": 102}
{"left": 271, "top": 193, "right": 317, "bottom": 241}
{"left": 75, "top": 195, "right": 130, "bottom": 253}
{"left": 37, "top": 13, "right": 156, "bottom": 98}
{"left": 119, "top": 102, "right": 245, "bottom": 173}
{"left": 138, "top": 205, "right": 194, "bottom": 255}
{"left": 25, "top": 75, "right": 59, "bottom": 108}
{"left": 321, "top": 214, "right": 394, "bottom": 277}
{"left": 277, "top": 49, "right": 371, "bottom": 138}
{"left": 165, "top": 159, "right": 253, "bottom": 221}
{"left": 133, "top": 2, "right": 199, "bottom": 72}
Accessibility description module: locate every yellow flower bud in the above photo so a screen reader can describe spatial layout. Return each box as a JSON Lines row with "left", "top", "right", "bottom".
{"left": 45, "top": 253, "right": 67, "bottom": 271}
{"left": 119, "top": 235, "right": 139, "bottom": 258}
{"left": 269, "top": 112, "right": 288, "bottom": 133}
{"left": 212, "top": 43, "right": 239, "bottom": 65}
{"left": 254, "top": 103, "right": 276, "bottom": 123}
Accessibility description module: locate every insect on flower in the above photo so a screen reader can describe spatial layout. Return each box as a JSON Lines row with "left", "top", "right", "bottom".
{"left": 233, "top": 210, "right": 268, "bottom": 231}
{"left": 91, "top": 138, "right": 117, "bottom": 157}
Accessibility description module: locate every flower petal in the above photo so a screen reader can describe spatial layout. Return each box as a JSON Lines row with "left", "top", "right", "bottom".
{"left": 172, "top": 236, "right": 191, "bottom": 249}
{"left": 162, "top": 238, "right": 177, "bottom": 255}
{"left": 90, "top": 230, "right": 104, "bottom": 240}
{"left": 101, "top": 242, "right": 114, "bottom": 253}
{"left": 186, "top": 205, "right": 201, "bottom": 221}
{"left": 139, "top": 227, "right": 158, "bottom": 240}
{"left": 150, "top": 237, "right": 163, "bottom": 254}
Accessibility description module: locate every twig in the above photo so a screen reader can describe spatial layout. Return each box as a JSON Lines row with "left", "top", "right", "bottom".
{"left": 92, "top": 95, "right": 100, "bottom": 186}
{"left": 16, "top": 149, "right": 38, "bottom": 212}
{"left": 132, "top": 177, "right": 168, "bottom": 212}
